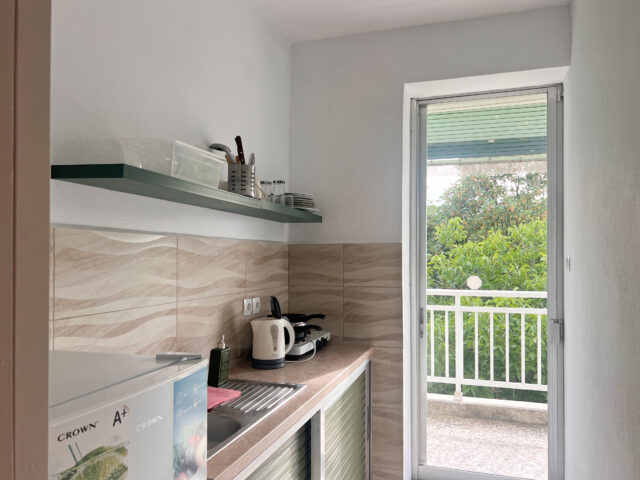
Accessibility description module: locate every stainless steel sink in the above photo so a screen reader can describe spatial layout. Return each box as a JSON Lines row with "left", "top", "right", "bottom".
{"left": 207, "top": 379, "right": 305, "bottom": 459}
{"left": 207, "top": 415, "right": 242, "bottom": 445}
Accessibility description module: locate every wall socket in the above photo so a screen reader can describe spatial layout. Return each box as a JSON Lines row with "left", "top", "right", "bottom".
{"left": 252, "top": 297, "right": 261, "bottom": 314}
{"left": 243, "top": 297, "right": 261, "bottom": 316}
{"left": 243, "top": 298, "right": 253, "bottom": 316}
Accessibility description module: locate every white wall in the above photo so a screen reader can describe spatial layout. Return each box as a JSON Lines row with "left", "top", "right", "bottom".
{"left": 564, "top": 0, "right": 640, "bottom": 477}
{"left": 50, "top": 0, "right": 291, "bottom": 241}
{"left": 289, "top": 6, "right": 571, "bottom": 244}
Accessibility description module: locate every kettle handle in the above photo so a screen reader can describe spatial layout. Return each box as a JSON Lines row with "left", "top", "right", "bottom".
{"left": 283, "top": 319, "right": 295, "bottom": 355}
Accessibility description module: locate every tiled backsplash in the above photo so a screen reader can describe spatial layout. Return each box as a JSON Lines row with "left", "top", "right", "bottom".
{"left": 288, "top": 243, "right": 403, "bottom": 479}
{"left": 49, "top": 231, "right": 402, "bottom": 480}
{"left": 50, "top": 227, "right": 288, "bottom": 358}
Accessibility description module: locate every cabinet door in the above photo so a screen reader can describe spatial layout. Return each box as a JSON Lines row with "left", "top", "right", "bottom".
{"left": 247, "top": 422, "right": 311, "bottom": 480}
{"left": 324, "top": 372, "right": 368, "bottom": 480}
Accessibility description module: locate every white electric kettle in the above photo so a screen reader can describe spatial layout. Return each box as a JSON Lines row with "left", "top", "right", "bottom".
{"left": 251, "top": 317, "right": 295, "bottom": 369}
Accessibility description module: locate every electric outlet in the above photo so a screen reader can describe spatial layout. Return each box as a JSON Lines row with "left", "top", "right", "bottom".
{"left": 252, "top": 297, "right": 261, "bottom": 314}
{"left": 243, "top": 298, "right": 253, "bottom": 316}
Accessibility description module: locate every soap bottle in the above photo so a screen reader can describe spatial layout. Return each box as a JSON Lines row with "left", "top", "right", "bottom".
{"left": 208, "top": 335, "right": 231, "bottom": 387}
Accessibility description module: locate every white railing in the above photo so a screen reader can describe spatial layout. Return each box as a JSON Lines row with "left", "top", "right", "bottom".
{"left": 426, "top": 289, "right": 547, "bottom": 400}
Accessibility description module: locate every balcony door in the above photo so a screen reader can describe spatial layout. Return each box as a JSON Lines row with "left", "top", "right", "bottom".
{"left": 412, "top": 86, "right": 564, "bottom": 480}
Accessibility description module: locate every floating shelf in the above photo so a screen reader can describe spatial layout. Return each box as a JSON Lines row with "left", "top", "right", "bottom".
{"left": 51, "top": 164, "right": 322, "bottom": 224}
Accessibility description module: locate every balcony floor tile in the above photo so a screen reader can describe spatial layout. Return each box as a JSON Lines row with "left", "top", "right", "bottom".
{"left": 427, "top": 412, "right": 547, "bottom": 479}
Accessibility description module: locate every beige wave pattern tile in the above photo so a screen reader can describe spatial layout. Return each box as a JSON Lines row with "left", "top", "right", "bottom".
{"left": 344, "top": 287, "right": 402, "bottom": 347}
{"left": 344, "top": 243, "right": 402, "bottom": 287}
{"left": 177, "top": 293, "right": 248, "bottom": 359}
{"left": 372, "top": 407, "right": 403, "bottom": 472}
{"left": 178, "top": 236, "right": 248, "bottom": 301}
{"left": 246, "top": 242, "right": 288, "bottom": 290}
{"left": 54, "top": 303, "right": 177, "bottom": 354}
{"left": 372, "top": 466, "right": 403, "bottom": 480}
{"left": 372, "top": 347, "right": 403, "bottom": 409}
{"left": 245, "top": 286, "right": 289, "bottom": 320}
{"left": 289, "top": 286, "right": 344, "bottom": 343}
{"left": 289, "top": 244, "right": 343, "bottom": 286}
{"left": 54, "top": 228, "right": 177, "bottom": 318}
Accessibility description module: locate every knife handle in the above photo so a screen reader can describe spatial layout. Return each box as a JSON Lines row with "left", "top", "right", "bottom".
{"left": 235, "top": 136, "right": 245, "bottom": 164}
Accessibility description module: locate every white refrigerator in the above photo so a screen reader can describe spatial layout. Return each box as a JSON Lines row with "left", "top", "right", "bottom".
{"left": 48, "top": 350, "right": 208, "bottom": 480}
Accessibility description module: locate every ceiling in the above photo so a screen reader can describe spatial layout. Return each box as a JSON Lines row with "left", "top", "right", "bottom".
{"left": 251, "top": 0, "right": 569, "bottom": 44}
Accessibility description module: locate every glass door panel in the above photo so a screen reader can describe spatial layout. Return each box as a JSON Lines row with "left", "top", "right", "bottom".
{"left": 416, "top": 89, "right": 562, "bottom": 480}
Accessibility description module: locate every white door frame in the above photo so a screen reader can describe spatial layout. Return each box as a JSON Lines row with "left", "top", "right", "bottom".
{"left": 401, "top": 68, "right": 568, "bottom": 480}
{"left": 0, "top": 0, "right": 51, "bottom": 478}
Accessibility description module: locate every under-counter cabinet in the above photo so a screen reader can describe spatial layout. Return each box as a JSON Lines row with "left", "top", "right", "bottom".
{"left": 247, "top": 422, "right": 312, "bottom": 480}
{"left": 233, "top": 363, "right": 371, "bottom": 480}
{"left": 323, "top": 371, "right": 369, "bottom": 479}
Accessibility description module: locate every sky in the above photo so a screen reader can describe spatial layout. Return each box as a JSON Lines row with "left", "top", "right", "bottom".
{"left": 427, "top": 166, "right": 460, "bottom": 205}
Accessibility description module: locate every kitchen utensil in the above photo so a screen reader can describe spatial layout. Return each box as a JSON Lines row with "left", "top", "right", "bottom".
{"left": 235, "top": 136, "right": 245, "bottom": 164}
{"left": 248, "top": 153, "right": 255, "bottom": 166}
{"left": 291, "top": 324, "right": 321, "bottom": 342}
{"left": 224, "top": 153, "right": 235, "bottom": 165}
{"left": 227, "top": 164, "right": 255, "bottom": 197}
{"left": 283, "top": 313, "right": 326, "bottom": 342}
{"left": 250, "top": 317, "right": 294, "bottom": 369}
{"left": 208, "top": 143, "right": 232, "bottom": 157}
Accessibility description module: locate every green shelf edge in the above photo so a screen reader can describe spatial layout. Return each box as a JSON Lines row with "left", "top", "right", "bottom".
{"left": 51, "top": 164, "right": 322, "bottom": 224}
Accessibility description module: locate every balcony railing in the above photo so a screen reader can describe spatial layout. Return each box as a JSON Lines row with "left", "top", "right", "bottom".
{"left": 426, "top": 289, "right": 547, "bottom": 400}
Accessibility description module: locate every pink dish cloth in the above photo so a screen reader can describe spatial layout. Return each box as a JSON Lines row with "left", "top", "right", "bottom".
{"left": 207, "top": 386, "right": 241, "bottom": 410}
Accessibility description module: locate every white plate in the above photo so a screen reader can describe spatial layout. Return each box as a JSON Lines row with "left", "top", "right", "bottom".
{"left": 287, "top": 192, "right": 314, "bottom": 198}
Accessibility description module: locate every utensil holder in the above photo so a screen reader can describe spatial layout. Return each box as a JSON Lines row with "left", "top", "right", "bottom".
{"left": 227, "top": 164, "right": 256, "bottom": 197}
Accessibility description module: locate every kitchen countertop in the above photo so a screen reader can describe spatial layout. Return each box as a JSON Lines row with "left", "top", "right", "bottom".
{"left": 206, "top": 343, "right": 373, "bottom": 480}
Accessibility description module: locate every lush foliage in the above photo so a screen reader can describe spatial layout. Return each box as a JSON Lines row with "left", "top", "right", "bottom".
{"left": 427, "top": 172, "right": 548, "bottom": 402}
{"left": 429, "top": 173, "right": 547, "bottom": 247}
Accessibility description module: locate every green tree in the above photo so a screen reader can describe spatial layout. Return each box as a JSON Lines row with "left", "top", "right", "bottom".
{"left": 430, "top": 172, "right": 547, "bottom": 243}
{"left": 429, "top": 219, "right": 547, "bottom": 295}
{"left": 426, "top": 171, "right": 548, "bottom": 402}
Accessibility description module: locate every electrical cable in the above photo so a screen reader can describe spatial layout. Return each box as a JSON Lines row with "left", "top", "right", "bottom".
{"left": 286, "top": 342, "right": 317, "bottom": 363}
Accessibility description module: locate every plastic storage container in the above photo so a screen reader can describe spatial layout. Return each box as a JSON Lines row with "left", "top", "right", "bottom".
{"left": 171, "top": 140, "right": 225, "bottom": 188}
{"left": 52, "top": 138, "right": 174, "bottom": 175}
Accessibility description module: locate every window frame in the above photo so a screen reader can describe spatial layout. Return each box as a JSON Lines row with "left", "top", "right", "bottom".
{"left": 408, "top": 85, "right": 565, "bottom": 480}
